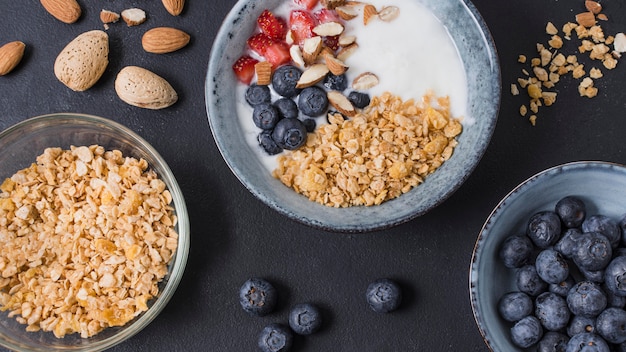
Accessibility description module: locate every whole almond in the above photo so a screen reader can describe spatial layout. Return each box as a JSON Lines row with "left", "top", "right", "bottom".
{"left": 115, "top": 66, "right": 178, "bottom": 109}
{"left": 142, "top": 27, "right": 191, "bottom": 54}
{"left": 0, "top": 41, "right": 26, "bottom": 76}
{"left": 162, "top": 0, "right": 185, "bottom": 16}
{"left": 54, "top": 30, "right": 109, "bottom": 91}
{"left": 40, "top": 0, "right": 81, "bottom": 24}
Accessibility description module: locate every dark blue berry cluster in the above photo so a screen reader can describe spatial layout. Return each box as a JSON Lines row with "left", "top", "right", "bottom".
{"left": 244, "top": 64, "right": 371, "bottom": 155}
{"left": 498, "top": 195, "right": 626, "bottom": 350}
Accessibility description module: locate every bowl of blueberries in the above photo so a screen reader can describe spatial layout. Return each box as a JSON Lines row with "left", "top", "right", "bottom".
{"left": 470, "top": 161, "right": 626, "bottom": 351}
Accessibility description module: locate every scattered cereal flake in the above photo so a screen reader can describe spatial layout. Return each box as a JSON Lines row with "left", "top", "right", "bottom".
{"left": 546, "top": 22, "right": 558, "bottom": 35}
{"left": 529, "top": 115, "right": 537, "bottom": 126}
{"left": 518, "top": 55, "right": 527, "bottom": 63}
{"left": 520, "top": 105, "right": 528, "bottom": 116}
{"left": 548, "top": 35, "right": 564, "bottom": 49}
{"left": 527, "top": 84, "right": 542, "bottom": 99}
{"left": 589, "top": 67, "right": 603, "bottom": 78}
{"left": 511, "top": 84, "right": 520, "bottom": 96}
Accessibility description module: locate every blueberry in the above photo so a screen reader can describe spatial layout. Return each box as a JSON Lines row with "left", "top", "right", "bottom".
{"left": 347, "top": 91, "right": 371, "bottom": 109}
{"left": 573, "top": 232, "right": 612, "bottom": 271}
{"left": 528, "top": 211, "right": 562, "bottom": 249}
{"left": 567, "top": 281, "right": 607, "bottom": 318}
{"left": 517, "top": 264, "right": 549, "bottom": 296}
{"left": 536, "top": 249, "right": 570, "bottom": 284}
{"left": 550, "top": 276, "right": 576, "bottom": 297}
{"left": 555, "top": 228, "right": 585, "bottom": 259}
{"left": 604, "top": 256, "right": 626, "bottom": 297}
{"left": 603, "top": 283, "right": 626, "bottom": 308}
{"left": 258, "top": 131, "right": 283, "bottom": 155}
{"left": 568, "top": 315, "right": 596, "bottom": 337}
{"left": 555, "top": 196, "right": 586, "bottom": 228}
{"left": 536, "top": 292, "right": 571, "bottom": 331}
{"left": 288, "top": 303, "right": 322, "bottom": 335}
{"left": 239, "top": 278, "right": 277, "bottom": 317}
{"left": 579, "top": 268, "right": 605, "bottom": 284}
{"left": 253, "top": 103, "right": 281, "bottom": 130}
{"left": 566, "top": 332, "right": 610, "bottom": 352}
{"left": 273, "top": 98, "right": 299, "bottom": 119}
{"left": 302, "top": 118, "right": 316, "bottom": 133}
{"left": 498, "top": 291, "right": 533, "bottom": 322}
{"left": 365, "top": 278, "right": 402, "bottom": 313}
{"left": 272, "top": 65, "right": 302, "bottom": 98}
{"left": 583, "top": 215, "right": 621, "bottom": 249}
{"left": 499, "top": 234, "right": 534, "bottom": 269}
{"left": 271, "top": 118, "right": 308, "bottom": 150}
{"left": 511, "top": 315, "right": 543, "bottom": 348}
{"left": 595, "top": 307, "right": 626, "bottom": 344}
{"left": 258, "top": 323, "right": 293, "bottom": 352}
{"left": 537, "top": 331, "right": 569, "bottom": 352}
{"left": 323, "top": 73, "right": 348, "bottom": 91}
{"left": 245, "top": 84, "right": 272, "bottom": 107}
{"left": 619, "top": 213, "right": 626, "bottom": 246}
{"left": 298, "top": 86, "right": 329, "bottom": 117}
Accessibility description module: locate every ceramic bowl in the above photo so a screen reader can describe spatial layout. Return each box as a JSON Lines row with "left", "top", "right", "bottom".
{"left": 470, "top": 161, "right": 626, "bottom": 351}
{"left": 206, "top": 0, "right": 500, "bottom": 232}
{"left": 0, "top": 113, "right": 190, "bottom": 351}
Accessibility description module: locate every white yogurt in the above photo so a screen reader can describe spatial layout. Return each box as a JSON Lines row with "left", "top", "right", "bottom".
{"left": 236, "top": 0, "right": 469, "bottom": 172}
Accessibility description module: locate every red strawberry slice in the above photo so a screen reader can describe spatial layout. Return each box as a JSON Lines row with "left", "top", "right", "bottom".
{"left": 289, "top": 10, "right": 317, "bottom": 45}
{"left": 263, "top": 42, "right": 291, "bottom": 68}
{"left": 294, "top": 0, "right": 318, "bottom": 10}
{"left": 247, "top": 33, "right": 275, "bottom": 56}
{"left": 314, "top": 8, "right": 341, "bottom": 23}
{"left": 232, "top": 55, "right": 259, "bottom": 84}
{"left": 257, "top": 9, "right": 287, "bottom": 40}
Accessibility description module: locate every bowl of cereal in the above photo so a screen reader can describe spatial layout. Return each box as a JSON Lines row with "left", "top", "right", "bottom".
{"left": 0, "top": 113, "right": 189, "bottom": 351}
{"left": 206, "top": 0, "right": 500, "bottom": 232}
{"left": 470, "top": 161, "right": 626, "bottom": 350}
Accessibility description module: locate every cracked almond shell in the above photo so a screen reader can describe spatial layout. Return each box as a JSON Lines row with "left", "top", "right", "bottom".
{"left": 115, "top": 66, "right": 178, "bottom": 109}
{"left": 54, "top": 30, "right": 109, "bottom": 92}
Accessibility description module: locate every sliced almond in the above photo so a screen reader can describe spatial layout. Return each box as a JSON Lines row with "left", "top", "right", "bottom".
{"left": 296, "top": 64, "right": 329, "bottom": 88}
{"left": 363, "top": 4, "right": 378, "bottom": 25}
{"left": 338, "top": 34, "right": 356, "bottom": 47}
{"left": 325, "top": 56, "right": 348, "bottom": 75}
{"left": 575, "top": 12, "right": 596, "bottom": 28}
{"left": 255, "top": 61, "right": 272, "bottom": 85}
{"left": 289, "top": 45, "right": 306, "bottom": 68}
{"left": 597, "top": 13, "right": 608, "bottom": 21}
{"left": 335, "top": 5, "right": 358, "bottom": 20}
{"left": 337, "top": 43, "right": 358, "bottom": 61}
{"left": 302, "top": 36, "right": 323, "bottom": 65}
{"left": 585, "top": 0, "right": 602, "bottom": 15}
{"left": 378, "top": 6, "right": 399, "bottom": 22}
{"left": 614, "top": 33, "right": 626, "bottom": 53}
{"left": 285, "top": 30, "right": 295, "bottom": 45}
{"left": 327, "top": 90, "right": 356, "bottom": 117}
{"left": 321, "top": 0, "right": 345, "bottom": 9}
{"left": 100, "top": 9, "right": 120, "bottom": 24}
{"left": 121, "top": 8, "right": 147, "bottom": 26}
{"left": 313, "top": 22, "right": 344, "bottom": 37}
{"left": 352, "top": 72, "right": 379, "bottom": 90}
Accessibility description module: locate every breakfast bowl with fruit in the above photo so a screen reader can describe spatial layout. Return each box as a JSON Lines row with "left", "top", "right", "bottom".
{"left": 206, "top": 0, "right": 500, "bottom": 232}
{"left": 470, "top": 161, "right": 626, "bottom": 351}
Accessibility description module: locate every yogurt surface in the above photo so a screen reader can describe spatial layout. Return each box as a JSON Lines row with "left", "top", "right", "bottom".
{"left": 236, "top": 0, "right": 468, "bottom": 172}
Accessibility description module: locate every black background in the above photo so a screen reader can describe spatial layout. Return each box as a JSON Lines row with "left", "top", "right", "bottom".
{"left": 1, "top": 0, "right": 626, "bottom": 351}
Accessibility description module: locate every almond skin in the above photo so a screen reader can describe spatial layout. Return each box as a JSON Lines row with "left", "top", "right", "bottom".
{"left": 40, "top": 0, "right": 81, "bottom": 24}
{"left": 54, "top": 30, "right": 109, "bottom": 91}
{"left": 0, "top": 41, "right": 26, "bottom": 76}
{"left": 115, "top": 66, "right": 178, "bottom": 109}
{"left": 142, "top": 27, "right": 191, "bottom": 54}
{"left": 162, "top": 0, "right": 185, "bottom": 16}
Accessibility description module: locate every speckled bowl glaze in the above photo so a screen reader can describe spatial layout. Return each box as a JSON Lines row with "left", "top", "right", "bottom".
{"left": 470, "top": 161, "right": 626, "bottom": 351}
{"left": 206, "top": 0, "right": 500, "bottom": 232}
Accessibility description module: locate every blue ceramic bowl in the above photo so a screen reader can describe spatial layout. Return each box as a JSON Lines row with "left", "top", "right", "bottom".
{"left": 206, "top": 0, "right": 500, "bottom": 232}
{"left": 470, "top": 161, "right": 626, "bottom": 351}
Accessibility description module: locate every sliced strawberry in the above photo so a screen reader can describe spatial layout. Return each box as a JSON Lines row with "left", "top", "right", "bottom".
{"left": 294, "top": 0, "right": 318, "bottom": 10}
{"left": 247, "top": 33, "right": 275, "bottom": 56}
{"left": 263, "top": 42, "right": 291, "bottom": 68}
{"left": 314, "top": 8, "right": 341, "bottom": 23}
{"left": 257, "top": 9, "right": 288, "bottom": 40}
{"left": 289, "top": 10, "right": 317, "bottom": 45}
{"left": 232, "top": 55, "right": 259, "bottom": 84}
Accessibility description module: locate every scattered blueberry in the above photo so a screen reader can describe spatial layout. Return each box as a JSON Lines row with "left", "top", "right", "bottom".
{"left": 347, "top": 91, "right": 371, "bottom": 109}
{"left": 579, "top": 268, "right": 605, "bottom": 284}
{"left": 253, "top": 103, "right": 281, "bottom": 130}
{"left": 583, "top": 215, "right": 621, "bottom": 249}
{"left": 567, "top": 281, "right": 607, "bottom": 318}
{"left": 288, "top": 303, "right": 322, "bottom": 335}
{"left": 603, "top": 283, "right": 626, "bottom": 308}
{"left": 498, "top": 292, "right": 533, "bottom": 322}
{"left": 535, "top": 292, "right": 570, "bottom": 331}
{"left": 365, "top": 278, "right": 402, "bottom": 313}
{"left": 517, "top": 264, "right": 549, "bottom": 296}
{"left": 510, "top": 315, "right": 543, "bottom": 348}
{"left": 298, "top": 86, "right": 329, "bottom": 117}
{"left": 323, "top": 73, "right": 348, "bottom": 91}
{"left": 272, "top": 118, "right": 308, "bottom": 150}
{"left": 555, "top": 196, "right": 586, "bottom": 228}
{"left": 567, "top": 315, "right": 596, "bottom": 337}
{"left": 566, "top": 332, "right": 610, "bottom": 352}
{"left": 550, "top": 276, "right": 575, "bottom": 297}
{"left": 595, "top": 307, "right": 626, "bottom": 344}
{"left": 527, "top": 211, "right": 562, "bottom": 249}
{"left": 302, "top": 118, "right": 316, "bottom": 133}
{"left": 555, "top": 228, "right": 584, "bottom": 259}
{"left": 499, "top": 234, "right": 534, "bottom": 269}
{"left": 573, "top": 232, "right": 612, "bottom": 271}
{"left": 536, "top": 249, "right": 570, "bottom": 284}
{"left": 258, "top": 323, "right": 293, "bottom": 352}
{"left": 272, "top": 65, "right": 302, "bottom": 98}
{"left": 239, "top": 278, "right": 277, "bottom": 317}
{"left": 273, "top": 98, "right": 299, "bottom": 119}
{"left": 604, "top": 256, "right": 626, "bottom": 297}
{"left": 245, "top": 84, "right": 272, "bottom": 107}
{"left": 258, "top": 131, "right": 283, "bottom": 155}
{"left": 537, "top": 331, "right": 568, "bottom": 352}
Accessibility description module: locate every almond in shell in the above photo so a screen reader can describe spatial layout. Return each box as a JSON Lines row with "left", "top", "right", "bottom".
{"left": 115, "top": 66, "right": 178, "bottom": 109}
{"left": 40, "top": 0, "right": 81, "bottom": 24}
{"left": 162, "top": 0, "right": 185, "bottom": 16}
{"left": 142, "top": 27, "right": 191, "bottom": 54}
{"left": 0, "top": 41, "right": 26, "bottom": 76}
{"left": 54, "top": 30, "right": 109, "bottom": 91}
